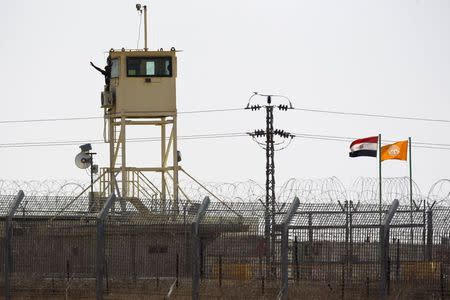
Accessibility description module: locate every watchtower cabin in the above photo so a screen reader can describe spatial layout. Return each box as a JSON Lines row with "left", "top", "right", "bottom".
{"left": 97, "top": 47, "right": 180, "bottom": 213}
{"left": 102, "top": 49, "right": 177, "bottom": 116}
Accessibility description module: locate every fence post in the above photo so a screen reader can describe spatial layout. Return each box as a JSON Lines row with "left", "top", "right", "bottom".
{"left": 380, "top": 199, "right": 399, "bottom": 300}
{"left": 4, "top": 190, "right": 24, "bottom": 300}
{"left": 280, "top": 197, "right": 300, "bottom": 300}
{"left": 96, "top": 194, "right": 116, "bottom": 300}
{"left": 342, "top": 200, "right": 349, "bottom": 299}
{"left": 349, "top": 201, "right": 354, "bottom": 281}
{"left": 218, "top": 255, "right": 222, "bottom": 287}
{"left": 294, "top": 236, "right": 299, "bottom": 283}
{"left": 176, "top": 253, "right": 180, "bottom": 288}
{"left": 426, "top": 208, "right": 433, "bottom": 261}
{"left": 191, "top": 197, "right": 210, "bottom": 300}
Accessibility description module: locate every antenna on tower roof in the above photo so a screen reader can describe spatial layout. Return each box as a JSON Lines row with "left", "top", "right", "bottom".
{"left": 136, "top": 3, "right": 148, "bottom": 51}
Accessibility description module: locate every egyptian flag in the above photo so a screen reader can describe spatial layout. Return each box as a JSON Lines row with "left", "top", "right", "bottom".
{"left": 349, "top": 136, "right": 378, "bottom": 158}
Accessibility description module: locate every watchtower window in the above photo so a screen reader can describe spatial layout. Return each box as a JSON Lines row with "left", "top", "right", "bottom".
{"left": 127, "top": 57, "right": 172, "bottom": 77}
{"left": 111, "top": 58, "right": 120, "bottom": 78}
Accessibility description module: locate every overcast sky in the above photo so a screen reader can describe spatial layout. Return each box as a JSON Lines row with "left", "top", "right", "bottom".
{"left": 0, "top": 0, "right": 449, "bottom": 196}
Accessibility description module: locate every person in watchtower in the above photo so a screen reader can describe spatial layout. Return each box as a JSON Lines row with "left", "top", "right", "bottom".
{"left": 90, "top": 57, "right": 111, "bottom": 90}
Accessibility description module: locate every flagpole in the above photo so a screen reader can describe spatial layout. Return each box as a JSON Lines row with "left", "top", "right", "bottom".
{"left": 378, "top": 133, "right": 382, "bottom": 225}
{"left": 409, "top": 136, "right": 413, "bottom": 243}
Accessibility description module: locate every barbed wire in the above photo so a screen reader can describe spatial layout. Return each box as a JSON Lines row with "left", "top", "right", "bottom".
{"left": 1, "top": 177, "right": 449, "bottom": 209}
{"left": 0, "top": 179, "right": 87, "bottom": 197}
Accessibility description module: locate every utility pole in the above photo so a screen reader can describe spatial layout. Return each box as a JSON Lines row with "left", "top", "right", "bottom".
{"left": 246, "top": 93, "right": 294, "bottom": 277}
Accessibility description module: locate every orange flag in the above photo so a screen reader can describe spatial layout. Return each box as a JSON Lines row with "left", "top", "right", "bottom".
{"left": 381, "top": 140, "right": 408, "bottom": 161}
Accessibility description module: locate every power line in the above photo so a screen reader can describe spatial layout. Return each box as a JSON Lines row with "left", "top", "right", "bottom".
{"left": 2, "top": 106, "right": 450, "bottom": 125}
{"left": 293, "top": 107, "right": 450, "bottom": 124}
{"left": 0, "top": 133, "right": 247, "bottom": 148}
{"left": 0, "top": 116, "right": 101, "bottom": 124}
{"left": 0, "top": 108, "right": 245, "bottom": 125}
{"left": 292, "top": 133, "right": 450, "bottom": 151}
{"left": 0, "top": 131, "right": 449, "bottom": 151}
{"left": 180, "top": 108, "right": 244, "bottom": 114}
{"left": 293, "top": 132, "right": 450, "bottom": 146}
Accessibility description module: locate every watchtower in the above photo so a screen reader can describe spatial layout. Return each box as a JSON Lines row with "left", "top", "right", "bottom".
{"left": 97, "top": 5, "right": 180, "bottom": 212}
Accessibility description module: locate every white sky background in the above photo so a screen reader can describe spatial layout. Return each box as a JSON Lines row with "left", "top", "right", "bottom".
{"left": 0, "top": 0, "right": 449, "bottom": 195}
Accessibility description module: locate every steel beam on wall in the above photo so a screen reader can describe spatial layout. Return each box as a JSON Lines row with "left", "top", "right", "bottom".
{"left": 96, "top": 194, "right": 116, "bottom": 300}
{"left": 380, "top": 199, "right": 399, "bottom": 300}
{"left": 4, "top": 190, "right": 24, "bottom": 300}
{"left": 191, "top": 196, "right": 210, "bottom": 300}
{"left": 280, "top": 197, "right": 300, "bottom": 300}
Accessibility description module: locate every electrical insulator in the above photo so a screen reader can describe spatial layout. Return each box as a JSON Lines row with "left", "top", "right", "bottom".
{"left": 255, "top": 129, "right": 265, "bottom": 137}
{"left": 250, "top": 105, "right": 261, "bottom": 111}
{"left": 274, "top": 129, "right": 294, "bottom": 139}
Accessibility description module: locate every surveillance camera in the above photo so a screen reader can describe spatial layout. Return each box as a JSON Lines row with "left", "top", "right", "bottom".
{"left": 136, "top": 4, "right": 142, "bottom": 11}
{"left": 79, "top": 143, "right": 92, "bottom": 153}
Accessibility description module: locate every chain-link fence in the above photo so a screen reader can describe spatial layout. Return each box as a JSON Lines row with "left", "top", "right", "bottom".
{"left": 1, "top": 191, "right": 450, "bottom": 299}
